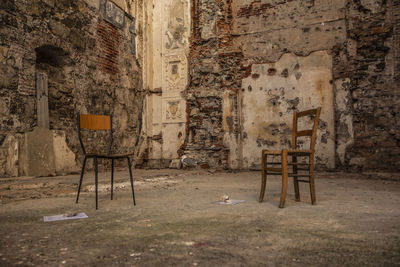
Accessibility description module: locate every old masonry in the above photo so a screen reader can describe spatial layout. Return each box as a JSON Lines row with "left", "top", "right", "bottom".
{"left": 0, "top": 0, "right": 399, "bottom": 177}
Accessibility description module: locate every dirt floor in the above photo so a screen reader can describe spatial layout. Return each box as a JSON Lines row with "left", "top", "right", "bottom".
{"left": 0, "top": 169, "right": 399, "bottom": 266}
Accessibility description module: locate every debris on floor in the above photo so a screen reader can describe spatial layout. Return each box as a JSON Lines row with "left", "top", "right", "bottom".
{"left": 213, "top": 195, "right": 244, "bottom": 205}
{"left": 220, "top": 194, "right": 230, "bottom": 203}
{"left": 213, "top": 200, "right": 245, "bottom": 205}
{"left": 43, "top": 212, "right": 88, "bottom": 222}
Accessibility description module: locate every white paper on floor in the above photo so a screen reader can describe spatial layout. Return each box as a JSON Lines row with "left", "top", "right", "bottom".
{"left": 212, "top": 200, "right": 245, "bottom": 205}
{"left": 43, "top": 212, "right": 88, "bottom": 222}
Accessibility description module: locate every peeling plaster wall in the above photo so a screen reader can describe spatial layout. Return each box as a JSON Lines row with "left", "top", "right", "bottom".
{"left": 188, "top": 0, "right": 344, "bottom": 169}
{"left": 231, "top": 0, "right": 345, "bottom": 170}
{"left": 334, "top": 78, "right": 353, "bottom": 167}
{"left": 241, "top": 51, "right": 335, "bottom": 169}
{"left": 188, "top": 0, "right": 399, "bottom": 171}
{"left": 232, "top": 0, "right": 347, "bottom": 61}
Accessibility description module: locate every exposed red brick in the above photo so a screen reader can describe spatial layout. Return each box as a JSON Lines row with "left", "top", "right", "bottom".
{"left": 97, "top": 20, "right": 120, "bottom": 75}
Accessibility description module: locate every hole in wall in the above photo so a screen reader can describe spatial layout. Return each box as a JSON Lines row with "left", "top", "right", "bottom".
{"left": 35, "top": 45, "right": 73, "bottom": 67}
{"left": 35, "top": 45, "right": 74, "bottom": 131}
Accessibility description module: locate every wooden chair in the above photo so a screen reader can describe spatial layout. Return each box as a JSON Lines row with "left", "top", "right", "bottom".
{"left": 75, "top": 114, "right": 136, "bottom": 209}
{"left": 259, "top": 107, "right": 321, "bottom": 208}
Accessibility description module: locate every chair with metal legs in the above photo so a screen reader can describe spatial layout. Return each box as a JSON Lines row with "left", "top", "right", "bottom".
{"left": 75, "top": 114, "right": 136, "bottom": 209}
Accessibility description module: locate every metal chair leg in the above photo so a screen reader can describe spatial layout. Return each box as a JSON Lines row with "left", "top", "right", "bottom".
{"left": 111, "top": 159, "right": 114, "bottom": 200}
{"left": 127, "top": 157, "right": 136, "bottom": 205}
{"left": 76, "top": 157, "right": 87, "bottom": 204}
{"left": 259, "top": 152, "right": 267, "bottom": 202}
{"left": 94, "top": 157, "right": 99, "bottom": 210}
{"left": 279, "top": 149, "right": 288, "bottom": 208}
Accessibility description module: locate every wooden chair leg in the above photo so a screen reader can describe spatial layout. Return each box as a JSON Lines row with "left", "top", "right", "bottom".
{"left": 259, "top": 152, "right": 267, "bottom": 202}
{"left": 309, "top": 156, "right": 316, "bottom": 205}
{"left": 292, "top": 156, "right": 300, "bottom": 202}
{"left": 279, "top": 149, "right": 288, "bottom": 208}
{"left": 111, "top": 159, "right": 114, "bottom": 200}
{"left": 94, "top": 157, "right": 99, "bottom": 210}
{"left": 127, "top": 157, "right": 136, "bottom": 205}
{"left": 76, "top": 157, "right": 87, "bottom": 204}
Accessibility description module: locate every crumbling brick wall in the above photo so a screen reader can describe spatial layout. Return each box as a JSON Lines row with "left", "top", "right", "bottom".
{"left": 0, "top": 0, "right": 144, "bottom": 176}
{"left": 187, "top": 0, "right": 399, "bottom": 171}
{"left": 184, "top": 0, "right": 244, "bottom": 169}
{"left": 335, "top": 0, "right": 400, "bottom": 171}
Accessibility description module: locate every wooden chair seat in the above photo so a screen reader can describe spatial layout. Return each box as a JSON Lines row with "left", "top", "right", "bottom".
{"left": 261, "top": 150, "right": 282, "bottom": 154}
{"left": 265, "top": 167, "right": 282, "bottom": 173}
{"left": 259, "top": 107, "right": 321, "bottom": 208}
{"left": 263, "top": 149, "right": 312, "bottom": 155}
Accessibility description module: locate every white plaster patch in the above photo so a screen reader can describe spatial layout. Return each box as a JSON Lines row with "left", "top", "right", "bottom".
{"left": 53, "top": 131, "right": 79, "bottom": 175}
{"left": 334, "top": 78, "right": 354, "bottom": 166}
{"left": 3, "top": 135, "right": 19, "bottom": 177}
{"left": 240, "top": 51, "right": 335, "bottom": 169}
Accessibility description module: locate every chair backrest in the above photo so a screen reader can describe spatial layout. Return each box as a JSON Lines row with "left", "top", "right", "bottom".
{"left": 291, "top": 107, "right": 321, "bottom": 151}
{"left": 79, "top": 114, "right": 111, "bottom": 130}
{"left": 78, "top": 114, "right": 113, "bottom": 154}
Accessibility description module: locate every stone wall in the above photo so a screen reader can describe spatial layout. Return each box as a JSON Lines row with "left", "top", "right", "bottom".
{"left": 184, "top": 0, "right": 238, "bottom": 169}
{"left": 335, "top": 0, "right": 400, "bottom": 171}
{"left": 186, "top": 0, "right": 399, "bottom": 171}
{"left": 1, "top": 0, "right": 398, "bottom": 175}
{"left": 0, "top": 0, "right": 144, "bottom": 176}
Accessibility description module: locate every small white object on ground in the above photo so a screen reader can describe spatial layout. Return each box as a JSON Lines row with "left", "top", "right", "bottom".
{"left": 43, "top": 212, "right": 88, "bottom": 222}
{"left": 220, "top": 194, "right": 230, "bottom": 203}
{"left": 214, "top": 194, "right": 244, "bottom": 205}
{"left": 213, "top": 199, "right": 245, "bottom": 205}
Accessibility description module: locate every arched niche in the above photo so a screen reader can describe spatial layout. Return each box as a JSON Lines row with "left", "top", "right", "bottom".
{"left": 34, "top": 45, "right": 74, "bottom": 131}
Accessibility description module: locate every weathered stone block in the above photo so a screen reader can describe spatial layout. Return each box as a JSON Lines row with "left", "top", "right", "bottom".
{"left": 0, "top": 64, "right": 18, "bottom": 89}
{"left": 169, "top": 159, "right": 182, "bottom": 169}
{"left": 19, "top": 128, "right": 56, "bottom": 177}
{"left": 53, "top": 131, "right": 79, "bottom": 174}
{"left": 0, "top": 0, "right": 16, "bottom": 11}
{"left": 69, "top": 29, "right": 86, "bottom": 50}
{"left": 100, "top": 0, "right": 125, "bottom": 29}
{"left": 349, "top": 157, "right": 367, "bottom": 167}
{"left": 49, "top": 20, "right": 69, "bottom": 39}
{"left": 0, "top": 135, "right": 19, "bottom": 177}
